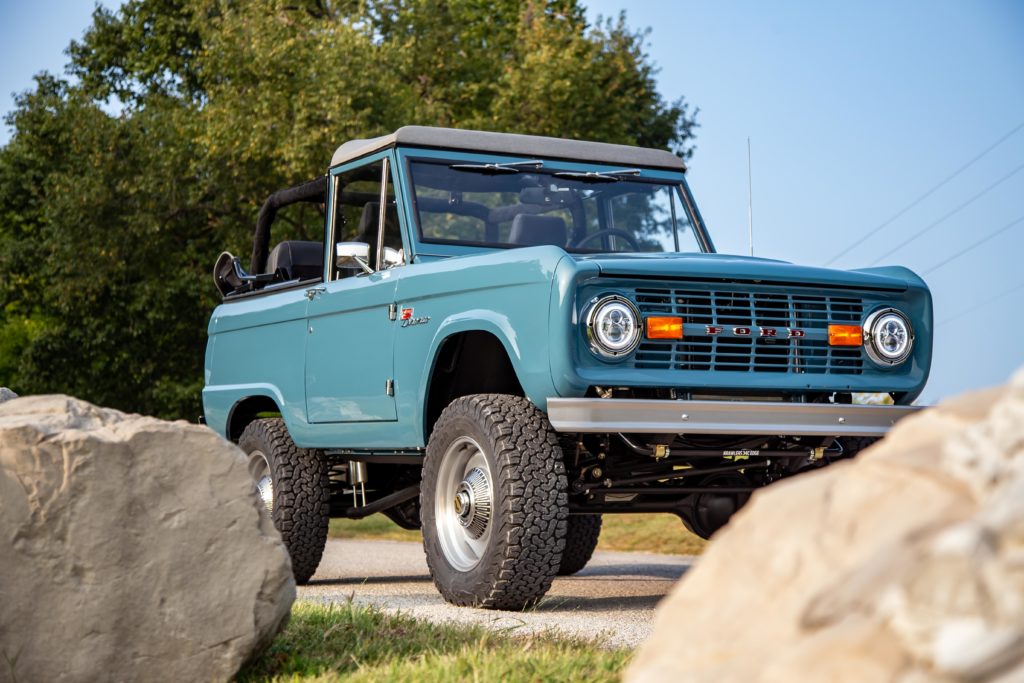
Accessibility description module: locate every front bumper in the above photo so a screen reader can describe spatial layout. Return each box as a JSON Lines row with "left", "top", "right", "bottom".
{"left": 547, "top": 398, "right": 921, "bottom": 438}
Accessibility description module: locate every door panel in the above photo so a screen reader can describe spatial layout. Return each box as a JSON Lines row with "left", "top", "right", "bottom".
{"left": 304, "top": 271, "right": 398, "bottom": 422}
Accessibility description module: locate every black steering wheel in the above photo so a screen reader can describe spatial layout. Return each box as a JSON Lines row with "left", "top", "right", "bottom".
{"left": 572, "top": 229, "right": 640, "bottom": 252}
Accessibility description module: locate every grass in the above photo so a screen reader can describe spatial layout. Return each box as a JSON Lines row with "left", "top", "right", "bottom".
{"left": 329, "top": 513, "right": 706, "bottom": 556}
{"left": 594, "top": 513, "right": 707, "bottom": 556}
{"left": 237, "top": 601, "right": 629, "bottom": 682}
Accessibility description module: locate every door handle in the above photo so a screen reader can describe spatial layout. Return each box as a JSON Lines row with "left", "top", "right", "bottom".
{"left": 305, "top": 286, "right": 326, "bottom": 300}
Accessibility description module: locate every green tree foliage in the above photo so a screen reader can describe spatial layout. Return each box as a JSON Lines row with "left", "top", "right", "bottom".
{"left": 0, "top": 0, "right": 697, "bottom": 418}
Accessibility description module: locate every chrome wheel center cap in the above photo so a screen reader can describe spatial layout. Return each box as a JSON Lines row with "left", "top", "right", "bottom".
{"left": 454, "top": 467, "right": 491, "bottom": 539}
{"left": 454, "top": 489, "right": 471, "bottom": 518}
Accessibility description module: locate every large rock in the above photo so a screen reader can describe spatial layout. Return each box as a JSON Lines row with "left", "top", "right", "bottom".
{"left": 0, "top": 387, "right": 16, "bottom": 403}
{"left": 628, "top": 372, "right": 1024, "bottom": 683}
{"left": 0, "top": 395, "right": 295, "bottom": 682}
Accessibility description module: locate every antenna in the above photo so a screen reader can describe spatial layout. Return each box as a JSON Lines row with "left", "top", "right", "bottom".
{"left": 747, "top": 136, "right": 754, "bottom": 256}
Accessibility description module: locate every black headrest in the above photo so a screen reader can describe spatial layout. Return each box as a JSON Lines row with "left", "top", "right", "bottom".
{"left": 266, "top": 241, "right": 324, "bottom": 281}
{"left": 508, "top": 214, "right": 567, "bottom": 247}
{"left": 357, "top": 203, "right": 380, "bottom": 242}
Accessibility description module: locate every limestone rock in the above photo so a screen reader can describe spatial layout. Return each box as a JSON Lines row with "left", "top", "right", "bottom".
{"left": 0, "top": 395, "right": 295, "bottom": 683}
{"left": 0, "top": 387, "right": 16, "bottom": 403}
{"left": 628, "top": 370, "right": 1024, "bottom": 683}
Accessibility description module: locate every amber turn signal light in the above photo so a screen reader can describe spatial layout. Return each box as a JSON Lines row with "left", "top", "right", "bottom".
{"left": 646, "top": 316, "right": 684, "bottom": 339}
{"left": 828, "top": 324, "right": 863, "bottom": 346}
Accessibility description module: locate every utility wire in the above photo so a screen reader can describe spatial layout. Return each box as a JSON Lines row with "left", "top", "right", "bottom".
{"left": 824, "top": 119, "right": 1024, "bottom": 266}
{"left": 922, "top": 213, "right": 1024, "bottom": 275}
{"left": 867, "top": 161, "right": 1024, "bottom": 265}
{"left": 938, "top": 281, "right": 1024, "bottom": 327}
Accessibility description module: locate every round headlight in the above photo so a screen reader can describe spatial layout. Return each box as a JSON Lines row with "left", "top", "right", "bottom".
{"left": 863, "top": 308, "right": 914, "bottom": 366}
{"left": 586, "top": 295, "right": 641, "bottom": 358}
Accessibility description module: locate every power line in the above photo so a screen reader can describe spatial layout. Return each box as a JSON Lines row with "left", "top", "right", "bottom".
{"left": 824, "top": 119, "right": 1024, "bottom": 266}
{"left": 867, "top": 161, "right": 1024, "bottom": 266}
{"left": 938, "top": 281, "right": 1024, "bottom": 327}
{"left": 922, "top": 214, "right": 1024, "bottom": 275}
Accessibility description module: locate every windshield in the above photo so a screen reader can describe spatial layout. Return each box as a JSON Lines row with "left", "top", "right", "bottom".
{"left": 408, "top": 159, "right": 707, "bottom": 254}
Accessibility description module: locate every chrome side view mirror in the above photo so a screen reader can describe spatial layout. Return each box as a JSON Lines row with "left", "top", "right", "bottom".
{"left": 382, "top": 246, "right": 403, "bottom": 269}
{"left": 336, "top": 242, "right": 373, "bottom": 274}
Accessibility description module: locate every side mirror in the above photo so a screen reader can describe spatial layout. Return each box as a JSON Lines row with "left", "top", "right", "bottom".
{"left": 382, "top": 247, "right": 403, "bottom": 269}
{"left": 336, "top": 242, "right": 373, "bottom": 274}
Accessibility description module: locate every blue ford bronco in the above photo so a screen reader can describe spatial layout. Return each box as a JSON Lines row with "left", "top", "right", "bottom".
{"left": 204, "top": 126, "right": 931, "bottom": 608}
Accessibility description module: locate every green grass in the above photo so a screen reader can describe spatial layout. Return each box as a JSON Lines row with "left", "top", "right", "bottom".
{"left": 329, "top": 513, "right": 706, "bottom": 555}
{"left": 328, "top": 516, "right": 420, "bottom": 543}
{"left": 237, "top": 601, "right": 630, "bottom": 682}
{"left": 595, "top": 513, "right": 707, "bottom": 556}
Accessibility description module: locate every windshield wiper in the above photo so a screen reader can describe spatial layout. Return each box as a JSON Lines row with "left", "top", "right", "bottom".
{"left": 552, "top": 168, "right": 642, "bottom": 183}
{"left": 449, "top": 160, "right": 544, "bottom": 175}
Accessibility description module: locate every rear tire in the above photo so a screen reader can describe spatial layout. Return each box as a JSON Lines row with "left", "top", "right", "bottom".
{"left": 558, "top": 514, "right": 602, "bottom": 576}
{"left": 421, "top": 394, "right": 568, "bottom": 610}
{"left": 239, "top": 418, "right": 329, "bottom": 584}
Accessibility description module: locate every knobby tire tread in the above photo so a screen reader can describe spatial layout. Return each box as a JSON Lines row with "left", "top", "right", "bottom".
{"left": 239, "top": 418, "right": 329, "bottom": 584}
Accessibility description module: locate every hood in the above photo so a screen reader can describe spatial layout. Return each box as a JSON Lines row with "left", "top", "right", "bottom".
{"left": 573, "top": 252, "right": 910, "bottom": 291}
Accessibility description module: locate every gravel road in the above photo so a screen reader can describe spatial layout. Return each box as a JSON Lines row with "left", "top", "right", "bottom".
{"left": 299, "top": 538, "right": 694, "bottom": 648}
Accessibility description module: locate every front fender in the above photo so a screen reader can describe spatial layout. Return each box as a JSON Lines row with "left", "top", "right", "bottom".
{"left": 416, "top": 309, "right": 560, "bottom": 421}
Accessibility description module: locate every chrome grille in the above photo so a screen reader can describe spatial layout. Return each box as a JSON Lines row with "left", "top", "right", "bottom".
{"left": 632, "top": 287, "right": 865, "bottom": 374}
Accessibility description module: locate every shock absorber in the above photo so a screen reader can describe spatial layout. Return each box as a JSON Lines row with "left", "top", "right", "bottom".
{"left": 349, "top": 460, "right": 367, "bottom": 507}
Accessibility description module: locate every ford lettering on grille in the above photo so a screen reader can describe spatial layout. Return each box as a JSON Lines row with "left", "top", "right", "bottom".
{"left": 705, "top": 325, "right": 805, "bottom": 338}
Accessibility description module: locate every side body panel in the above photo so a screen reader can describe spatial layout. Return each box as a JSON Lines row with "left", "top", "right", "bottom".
{"left": 304, "top": 271, "right": 399, "bottom": 422}
{"left": 202, "top": 287, "right": 310, "bottom": 438}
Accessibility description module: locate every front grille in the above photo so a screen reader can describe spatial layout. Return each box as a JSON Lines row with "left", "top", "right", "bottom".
{"left": 632, "top": 287, "right": 865, "bottom": 375}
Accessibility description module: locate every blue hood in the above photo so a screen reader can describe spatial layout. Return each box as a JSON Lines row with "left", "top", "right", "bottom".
{"left": 573, "top": 252, "right": 913, "bottom": 291}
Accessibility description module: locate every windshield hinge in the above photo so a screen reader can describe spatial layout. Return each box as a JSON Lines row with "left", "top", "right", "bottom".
{"left": 388, "top": 303, "right": 398, "bottom": 321}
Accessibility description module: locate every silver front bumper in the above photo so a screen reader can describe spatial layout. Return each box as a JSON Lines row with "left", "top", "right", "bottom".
{"left": 547, "top": 398, "right": 921, "bottom": 437}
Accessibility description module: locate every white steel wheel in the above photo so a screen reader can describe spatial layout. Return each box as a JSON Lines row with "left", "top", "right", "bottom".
{"left": 433, "top": 436, "right": 495, "bottom": 572}
{"left": 248, "top": 449, "right": 275, "bottom": 514}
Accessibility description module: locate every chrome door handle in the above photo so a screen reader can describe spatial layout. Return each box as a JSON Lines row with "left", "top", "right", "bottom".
{"left": 305, "top": 286, "right": 326, "bottom": 300}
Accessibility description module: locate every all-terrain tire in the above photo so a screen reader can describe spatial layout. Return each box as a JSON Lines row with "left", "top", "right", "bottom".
{"left": 421, "top": 394, "right": 568, "bottom": 610}
{"left": 558, "top": 514, "right": 602, "bottom": 576}
{"left": 239, "top": 418, "right": 330, "bottom": 584}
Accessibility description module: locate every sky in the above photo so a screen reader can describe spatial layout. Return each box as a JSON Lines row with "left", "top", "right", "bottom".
{"left": 2, "top": 0, "right": 1023, "bottom": 404}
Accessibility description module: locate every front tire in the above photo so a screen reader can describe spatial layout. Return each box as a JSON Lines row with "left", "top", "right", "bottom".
{"left": 239, "top": 418, "right": 330, "bottom": 584}
{"left": 421, "top": 394, "right": 568, "bottom": 610}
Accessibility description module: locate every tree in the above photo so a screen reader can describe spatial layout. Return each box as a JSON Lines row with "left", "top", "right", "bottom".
{"left": 0, "top": 0, "right": 698, "bottom": 418}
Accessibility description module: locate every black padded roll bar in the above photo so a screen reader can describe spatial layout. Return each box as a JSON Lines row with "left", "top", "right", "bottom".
{"left": 250, "top": 176, "right": 327, "bottom": 274}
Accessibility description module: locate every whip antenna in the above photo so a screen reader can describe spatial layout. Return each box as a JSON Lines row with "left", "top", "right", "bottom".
{"left": 747, "top": 136, "right": 754, "bottom": 256}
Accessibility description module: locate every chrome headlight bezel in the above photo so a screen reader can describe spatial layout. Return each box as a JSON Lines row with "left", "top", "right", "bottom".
{"left": 863, "top": 307, "right": 914, "bottom": 366}
{"left": 584, "top": 295, "right": 641, "bottom": 360}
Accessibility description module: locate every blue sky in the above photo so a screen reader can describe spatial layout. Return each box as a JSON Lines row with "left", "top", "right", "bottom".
{"left": 2, "top": 1, "right": 1022, "bottom": 404}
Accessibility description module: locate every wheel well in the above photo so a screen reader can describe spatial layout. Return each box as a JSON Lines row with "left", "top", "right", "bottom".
{"left": 227, "top": 395, "right": 282, "bottom": 442}
{"left": 425, "top": 331, "right": 524, "bottom": 440}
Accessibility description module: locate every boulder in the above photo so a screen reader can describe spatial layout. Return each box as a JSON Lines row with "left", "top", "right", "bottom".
{"left": 0, "top": 387, "right": 16, "bottom": 403}
{"left": 628, "top": 372, "right": 1024, "bottom": 683}
{"left": 0, "top": 395, "right": 295, "bottom": 683}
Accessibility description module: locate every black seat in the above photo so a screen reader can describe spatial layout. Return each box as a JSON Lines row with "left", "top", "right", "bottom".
{"left": 508, "top": 214, "right": 567, "bottom": 247}
{"left": 357, "top": 202, "right": 381, "bottom": 243}
{"left": 265, "top": 241, "right": 324, "bottom": 281}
